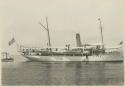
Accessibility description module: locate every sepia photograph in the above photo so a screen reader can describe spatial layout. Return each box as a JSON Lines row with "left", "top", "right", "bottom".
{"left": 0, "top": 0, "right": 125, "bottom": 86}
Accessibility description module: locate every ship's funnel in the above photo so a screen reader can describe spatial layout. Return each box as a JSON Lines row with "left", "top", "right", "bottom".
{"left": 76, "top": 33, "right": 82, "bottom": 47}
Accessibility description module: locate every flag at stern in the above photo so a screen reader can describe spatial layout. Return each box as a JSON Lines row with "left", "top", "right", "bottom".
{"left": 8, "top": 37, "right": 15, "bottom": 46}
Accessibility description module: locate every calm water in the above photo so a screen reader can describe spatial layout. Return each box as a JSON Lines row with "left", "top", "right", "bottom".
{"left": 2, "top": 55, "right": 124, "bottom": 85}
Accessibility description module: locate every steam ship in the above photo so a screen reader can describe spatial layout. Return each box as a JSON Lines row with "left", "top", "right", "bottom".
{"left": 19, "top": 18, "right": 124, "bottom": 62}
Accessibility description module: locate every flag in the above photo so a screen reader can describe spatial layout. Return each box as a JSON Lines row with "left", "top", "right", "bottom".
{"left": 98, "top": 18, "right": 100, "bottom": 20}
{"left": 8, "top": 37, "right": 15, "bottom": 46}
{"left": 119, "top": 41, "right": 123, "bottom": 45}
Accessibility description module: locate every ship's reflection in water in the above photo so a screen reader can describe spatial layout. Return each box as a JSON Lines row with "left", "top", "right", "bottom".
{"left": 2, "top": 58, "right": 124, "bottom": 85}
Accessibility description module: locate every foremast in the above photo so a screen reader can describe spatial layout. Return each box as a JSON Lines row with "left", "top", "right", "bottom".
{"left": 39, "top": 17, "right": 51, "bottom": 48}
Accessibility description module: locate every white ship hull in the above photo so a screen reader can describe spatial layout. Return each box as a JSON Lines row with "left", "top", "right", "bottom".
{"left": 21, "top": 44, "right": 124, "bottom": 62}
{"left": 22, "top": 53, "right": 123, "bottom": 62}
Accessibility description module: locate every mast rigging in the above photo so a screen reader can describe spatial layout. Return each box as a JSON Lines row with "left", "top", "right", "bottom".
{"left": 39, "top": 17, "right": 51, "bottom": 47}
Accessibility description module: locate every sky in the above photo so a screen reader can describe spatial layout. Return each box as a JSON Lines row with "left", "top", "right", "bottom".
{"left": 0, "top": 0, "right": 125, "bottom": 53}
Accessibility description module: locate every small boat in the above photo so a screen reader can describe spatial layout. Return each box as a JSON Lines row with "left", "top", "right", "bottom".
{"left": 1, "top": 52, "right": 14, "bottom": 62}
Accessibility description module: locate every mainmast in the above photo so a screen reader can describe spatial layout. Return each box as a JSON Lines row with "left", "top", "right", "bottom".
{"left": 39, "top": 17, "right": 51, "bottom": 47}
{"left": 98, "top": 18, "right": 104, "bottom": 49}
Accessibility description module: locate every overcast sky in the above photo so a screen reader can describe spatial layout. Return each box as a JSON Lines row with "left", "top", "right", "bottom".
{"left": 0, "top": 0, "right": 125, "bottom": 53}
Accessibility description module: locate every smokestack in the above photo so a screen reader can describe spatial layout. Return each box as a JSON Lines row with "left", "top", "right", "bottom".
{"left": 76, "top": 33, "right": 82, "bottom": 47}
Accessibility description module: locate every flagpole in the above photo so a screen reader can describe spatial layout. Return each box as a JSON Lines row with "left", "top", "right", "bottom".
{"left": 12, "top": 33, "right": 20, "bottom": 51}
{"left": 14, "top": 31, "right": 21, "bottom": 51}
{"left": 15, "top": 39, "right": 20, "bottom": 52}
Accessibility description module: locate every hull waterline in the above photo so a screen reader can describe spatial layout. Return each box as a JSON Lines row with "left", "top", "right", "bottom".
{"left": 22, "top": 54, "right": 123, "bottom": 62}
